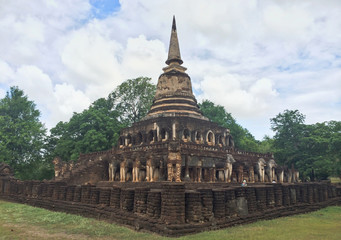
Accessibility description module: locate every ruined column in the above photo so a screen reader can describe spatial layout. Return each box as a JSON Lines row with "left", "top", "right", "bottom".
{"left": 110, "top": 186, "right": 121, "bottom": 208}
{"left": 235, "top": 187, "right": 248, "bottom": 216}
{"left": 98, "top": 188, "right": 111, "bottom": 206}
{"left": 255, "top": 186, "right": 267, "bottom": 211}
{"left": 198, "top": 188, "right": 214, "bottom": 221}
{"left": 146, "top": 189, "right": 161, "bottom": 219}
{"left": 225, "top": 188, "right": 237, "bottom": 218}
{"left": 90, "top": 187, "right": 100, "bottom": 204}
{"left": 245, "top": 187, "right": 257, "bottom": 213}
{"left": 185, "top": 190, "right": 202, "bottom": 222}
{"left": 274, "top": 184, "right": 283, "bottom": 207}
{"left": 66, "top": 185, "right": 76, "bottom": 201}
{"left": 73, "top": 186, "right": 81, "bottom": 202}
{"left": 161, "top": 183, "right": 185, "bottom": 224}
{"left": 282, "top": 185, "right": 290, "bottom": 206}
{"left": 265, "top": 185, "right": 275, "bottom": 208}
{"left": 213, "top": 189, "right": 225, "bottom": 219}
{"left": 120, "top": 188, "right": 135, "bottom": 211}
{"left": 134, "top": 187, "right": 149, "bottom": 214}
{"left": 81, "top": 185, "right": 92, "bottom": 204}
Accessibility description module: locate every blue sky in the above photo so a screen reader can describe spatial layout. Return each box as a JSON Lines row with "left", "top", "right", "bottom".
{"left": 90, "top": 0, "right": 120, "bottom": 19}
{"left": 0, "top": 0, "right": 340, "bottom": 140}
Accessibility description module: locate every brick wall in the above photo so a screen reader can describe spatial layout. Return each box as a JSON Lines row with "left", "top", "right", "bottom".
{"left": 0, "top": 177, "right": 340, "bottom": 237}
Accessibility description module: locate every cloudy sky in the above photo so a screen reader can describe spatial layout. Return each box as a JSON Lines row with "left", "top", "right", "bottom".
{"left": 1, "top": 0, "right": 340, "bottom": 140}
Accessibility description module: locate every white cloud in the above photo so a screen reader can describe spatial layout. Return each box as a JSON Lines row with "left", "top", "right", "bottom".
{"left": 0, "top": 0, "right": 340, "bottom": 141}
{"left": 199, "top": 74, "right": 278, "bottom": 118}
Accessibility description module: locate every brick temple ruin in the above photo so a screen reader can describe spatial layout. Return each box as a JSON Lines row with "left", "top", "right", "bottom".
{"left": 53, "top": 17, "right": 298, "bottom": 186}
{"left": 1, "top": 17, "right": 340, "bottom": 237}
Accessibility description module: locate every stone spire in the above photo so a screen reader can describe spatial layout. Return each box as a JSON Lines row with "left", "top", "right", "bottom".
{"left": 165, "top": 16, "right": 183, "bottom": 65}
{"left": 144, "top": 16, "right": 207, "bottom": 120}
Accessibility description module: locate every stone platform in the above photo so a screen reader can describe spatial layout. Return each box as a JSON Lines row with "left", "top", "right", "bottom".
{"left": 1, "top": 178, "right": 340, "bottom": 237}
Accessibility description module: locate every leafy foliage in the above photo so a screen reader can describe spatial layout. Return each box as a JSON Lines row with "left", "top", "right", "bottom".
{"left": 0, "top": 86, "right": 51, "bottom": 180}
{"left": 270, "top": 110, "right": 306, "bottom": 166}
{"left": 48, "top": 77, "right": 156, "bottom": 162}
{"left": 47, "top": 98, "right": 124, "bottom": 161}
{"left": 271, "top": 110, "right": 341, "bottom": 180}
{"left": 108, "top": 77, "right": 156, "bottom": 125}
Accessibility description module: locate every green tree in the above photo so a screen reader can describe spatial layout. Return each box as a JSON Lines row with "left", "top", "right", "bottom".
{"left": 108, "top": 77, "right": 156, "bottom": 125}
{"left": 199, "top": 100, "right": 260, "bottom": 151}
{"left": 258, "top": 135, "right": 274, "bottom": 154}
{"left": 48, "top": 98, "right": 123, "bottom": 161}
{"left": 0, "top": 86, "right": 51, "bottom": 180}
{"left": 270, "top": 109, "right": 305, "bottom": 166}
{"left": 270, "top": 109, "right": 340, "bottom": 180}
{"left": 49, "top": 77, "right": 156, "bottom": 162}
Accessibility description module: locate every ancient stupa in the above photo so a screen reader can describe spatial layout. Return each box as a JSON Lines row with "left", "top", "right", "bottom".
{"left": 54, "top": 17, "right": 296, "bottom": 185}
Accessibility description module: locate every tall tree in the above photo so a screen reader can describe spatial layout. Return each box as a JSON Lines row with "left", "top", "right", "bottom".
{"left": 108, "top": 77, "right": 156, "bottom": 125}
{"left": 0, "top": 86, "right": 50, "bottom": 180}
{"left": 47, "top": 98, "right": 123, "bottom": 161}
{"left": 199, "top": 100, "right": 260, "bottom": 151}
{"left": 49, "top": 77, "right": 156, "bottom": 162}
{"left": 270, "top": 109, "right": 305, "bottom": 166}
{"left": 270, "top": 109, "right": 340, "bottom": 180}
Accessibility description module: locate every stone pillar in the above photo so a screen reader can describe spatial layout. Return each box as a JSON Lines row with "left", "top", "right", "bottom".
{"left": 46, "top": 182, "right": 55, "bottom": 198}
{"left": 98, "top": 188, "right": 111, "bottom": 206}
{"left": 41, "top": 182, "right": 48, "bottom": 198}
{"left": 198, "top": 188, "right": 214, "bottom": 221}
{"left": 282, "top": 185, "right": 290, "bottom": 206}
{"left": 225, "top": 188, "right": 237, "bottom": 217}
{"left": 274, "top": 184, "right": 283, "bottom": 207}
{"left": 146, "top": 189, "right": 161, "bottom": 219}
{"left": 246, "top": 187, "right": 257, "bottom": 213}
{"left": 81, "top": 185, "right": 92, "bottom": 204}
{"left": 120, "top": 188, "right": 135, "bottom": 211}
{"left": 213, "top": 189, "right": 225, "bottom": 219}
{"left": 59, "top": 186, "right": 67, "bottom": 201}
{"left": 73, "top": 186, "right": 81, "bottom": 202}
{"left": 185, "top": 190, "right": 202, "bottom": 222}
{"left": 289, "top": 186, "right": 297, "bottom": 205}
{"left": 161, "top": 183, "right": 185, "bottom": 224}
{"left": 235, "top": 187, "right": 248, "bottom": 217}
{"left": 255, "top": 186, "right": 267, "bottom": 211}
{"left": 265, "top": 185, "right": 275, "bottom": 208}
{"left": 300, "top": 184, "right": 308, "bottom": 203}
{"left": 90, "top": 188, "right": 100, "bottom": 205}
{"left": 307, "top": 184, "right": 314, "bottom": 204}
{"left": 66, "top": 186, "right": 76, "bottom": 201}
{"left": 134, "top": 187, "right": 149, "bottom": 214}
{"left": 110, "top": 186, "right": 121, "bottom": 208}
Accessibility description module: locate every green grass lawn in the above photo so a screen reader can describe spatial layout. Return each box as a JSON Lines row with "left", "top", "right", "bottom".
{"left": 0, "top": 200, "right": 340, "bottom": 240}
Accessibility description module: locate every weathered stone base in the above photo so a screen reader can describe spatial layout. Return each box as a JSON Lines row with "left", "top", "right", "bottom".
{"left": 1, "top": 179, "right": 340, "bottom": 237}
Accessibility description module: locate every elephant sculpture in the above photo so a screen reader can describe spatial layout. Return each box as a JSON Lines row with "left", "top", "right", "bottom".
{"left": 108, "top": 156, "right": 120, "bottom": 181}
{"left": 132, "top": 156, "right": 141, "bottom": 182}
{"left": 276, "top": 167, "right": 284, "bottom": 183}
{"left": 255, "top": 158, "right": 267, "bottom": 182}
{"left": 265, "top": 159, "right": 277, "bottom": 182}
{"left": 224, "top": 154, "right": 235, "bottom": 182}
